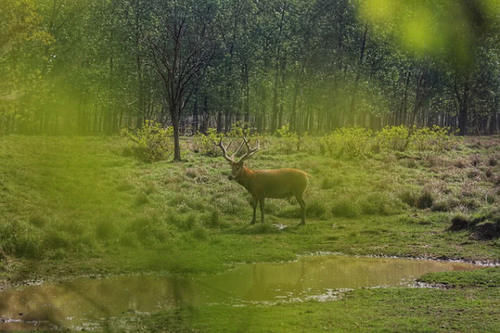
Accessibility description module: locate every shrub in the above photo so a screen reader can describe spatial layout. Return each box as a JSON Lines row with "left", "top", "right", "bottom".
{"left": 411, "top": 126, "right": 452, "bottom": 152}
{"left": 375, "top": 125, "right": 452, "bottom": 153}
{"left": 276, "top": 124, "right": 299, "bottom": 154}
{"left": 228, "top": 121, "right": 251, "bottom": 138}
{"left": 192, "top": 128, "right": 223, "bottom": 156}
{"left": 121, "top": 120, "right": 172, "bottom": 162}
{"left": 320, "top": 127, "right": 373, "bottom": 158}
{"left": 376, "top": 125, "right": 409, "bottom": 152}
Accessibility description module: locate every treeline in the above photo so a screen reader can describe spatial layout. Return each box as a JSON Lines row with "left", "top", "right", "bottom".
{"left": 1, "top": 0, "right": 499, "bottom": 144}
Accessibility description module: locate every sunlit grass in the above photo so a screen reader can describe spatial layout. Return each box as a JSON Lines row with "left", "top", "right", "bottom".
{"left": 0, "top": 133, "right": 499, "bottom": 280}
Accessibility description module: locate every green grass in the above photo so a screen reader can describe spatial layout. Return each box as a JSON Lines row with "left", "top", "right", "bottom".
{"left": 116, "top": 284, "right": 500, "bottom": 332}
{"left": 0, "top": 135, "right": 499, "bottom": 277}
{"left": 0, "top": 134, "right": 499, "bottom": 331}
{"left": 420, "top": 267, "right": 500, "bottom": 287}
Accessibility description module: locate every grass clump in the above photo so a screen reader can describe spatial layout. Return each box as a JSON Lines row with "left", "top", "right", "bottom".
{"left": 306, "top": 200, "right": 327, "bottom": 219}
{"left": 416, "top": 191, "right": 434, "bottom": 209}
{"left": 449, "top": 214, "right": 470, "bottom": 231}
{"left": 331, "top": 198, "right": 360, "bottom": 218}
{"left": 399, "top": 189, "right": 418, "bottom": 207}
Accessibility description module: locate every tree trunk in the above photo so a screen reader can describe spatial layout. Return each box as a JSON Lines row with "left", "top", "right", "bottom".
{"left": 349, "top": 24, "right": 368, "bottom": 126}
{"left": 192, "top": 95, "right": 199, "bottom": 134}
{"left": 171, "top": 105, "right": 181, "bottom": 161}
{"left": 455, "top": 76, "right": 469, "bottom": 136}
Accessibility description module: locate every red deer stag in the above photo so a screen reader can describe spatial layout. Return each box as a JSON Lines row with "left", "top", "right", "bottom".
{"left": 218, "top": 137, "right": 308, "bottom": 225}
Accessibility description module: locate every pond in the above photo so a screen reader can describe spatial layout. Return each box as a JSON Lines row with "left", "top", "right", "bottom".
{"left": 0, "top": 255, "right": 478, "bottom": 331}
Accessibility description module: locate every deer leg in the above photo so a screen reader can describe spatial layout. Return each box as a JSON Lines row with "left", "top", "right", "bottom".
{"left": 259, "top": 198, "right": 265, "bottom": 224}
{"left": 296, "top": 194, "right": 306, "bottom": 225}
{"left": 250, "top": 197, "right": 257, "bottom": 224}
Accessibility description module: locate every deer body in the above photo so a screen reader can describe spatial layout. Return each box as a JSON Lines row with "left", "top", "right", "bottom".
{"left": 219, "top": 138, "right": 308, "bottom": 225}
{"left": 234, "top": 167, "right": 307, "bottom": 199}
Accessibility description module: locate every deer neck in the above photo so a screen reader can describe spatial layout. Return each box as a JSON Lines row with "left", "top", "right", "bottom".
{"left": 236, "top": 166, "right": 254, "bottom": 189}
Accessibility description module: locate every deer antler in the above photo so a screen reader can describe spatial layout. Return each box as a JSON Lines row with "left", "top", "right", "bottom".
{"left": 237, "top": 136, "right": 260, "bottom": 163}
{"left": 218, "top": 136, "right": 260, "bottom": 163}
{"left": 218, "top": 138, "right": 234, "bottom": 162}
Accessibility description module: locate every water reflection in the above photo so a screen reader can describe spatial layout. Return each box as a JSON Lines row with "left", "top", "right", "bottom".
{"left": 0, "top": 255, "right": 478, "bottom": 330}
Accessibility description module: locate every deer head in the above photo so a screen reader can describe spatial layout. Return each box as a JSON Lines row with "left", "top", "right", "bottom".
{"left": 218, "top": 137, "right": 259, "bottom": 180}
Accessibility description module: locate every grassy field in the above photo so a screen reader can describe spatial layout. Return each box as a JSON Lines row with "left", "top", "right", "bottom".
{"left": 0, "top": 133, "right": 499, "bottom": 331}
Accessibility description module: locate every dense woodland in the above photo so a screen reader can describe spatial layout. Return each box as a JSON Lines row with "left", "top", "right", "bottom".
{"left": 1, "top": 0, "right": 499, "bottom": 145}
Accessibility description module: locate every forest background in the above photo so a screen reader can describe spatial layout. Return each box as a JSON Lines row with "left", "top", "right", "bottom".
{"left": 2, "top": 1, "right": 499, "bottom": 158}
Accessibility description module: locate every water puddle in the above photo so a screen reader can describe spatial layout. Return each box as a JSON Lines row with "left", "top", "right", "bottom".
{"left": 0, "top": 255, "right": 478, "bottom": 330}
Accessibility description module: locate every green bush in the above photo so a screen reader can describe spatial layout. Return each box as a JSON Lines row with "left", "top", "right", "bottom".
{"left": 122, "top": 120, "right": 172, "bottom": 162}
{"left": 320, "top": 127, "right": 373, "bottom": 158}
{"left": 193, "top": 128, "right": 223, "bottom": 156}
{"left": 276, "top": 124, "right": 299, "bottom": 154}
{"left": 376, "top": 125, "right": 409, "bottom": 152}
{"left": 411, "top": 126, "right": 452, "bottom": 152}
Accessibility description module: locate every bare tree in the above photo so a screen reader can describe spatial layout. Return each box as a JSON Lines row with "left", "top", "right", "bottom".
{"left": 146, "top": 0, "right": 216, "bottom": 160}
